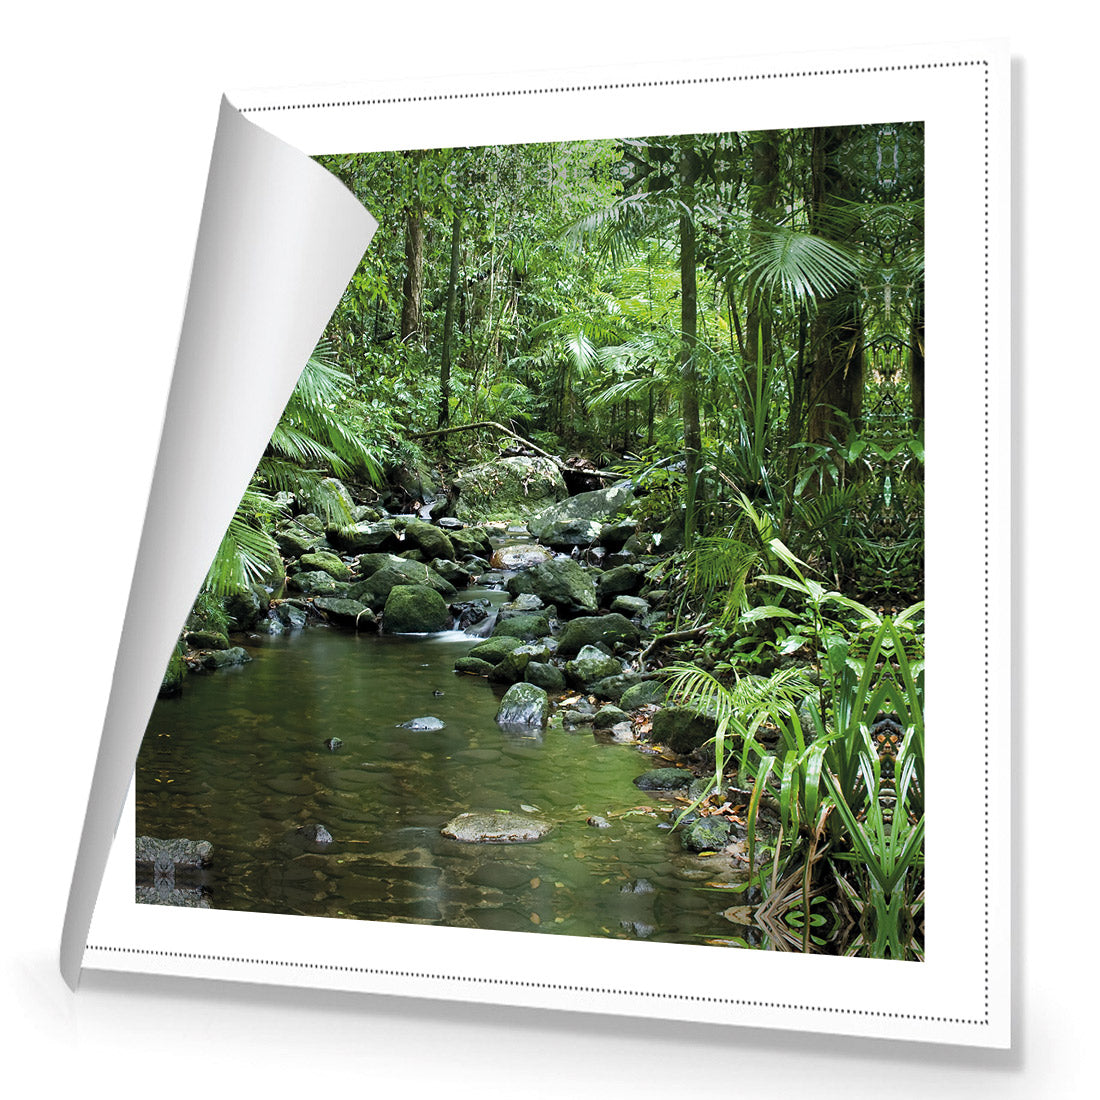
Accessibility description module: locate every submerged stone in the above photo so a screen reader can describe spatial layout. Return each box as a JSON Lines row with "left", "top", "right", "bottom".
{"left": 441, "top": 810, "right": 552, "bottom": 843}
{"left": 397, "top": 716, "right": 445, "bottom": 731}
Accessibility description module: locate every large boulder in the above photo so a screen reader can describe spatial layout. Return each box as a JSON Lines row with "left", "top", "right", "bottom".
{"left": 383, "top": 585, "right": 451, "bottom": 633}
{"left": 651, "top": 706, "right": 719, "bottom": 754}
{"left": 555, "top": 613, "right": 640, "bottom": 656}
{"left": 349, "top": 559, "right": 456, "bottom": 610}
{"left": 495, "top": 681, "right": 549, "bottom": 728}
{"left": 490, "top": 611, "right": 553, "bottom": 641}
{"left": 535, "top": 518, "right": 604, "bottom": 549}
{"left": 402, "top": 519, "right": 455, "bottom": 563}
{"left": 506, "top": 558, "right": 597, "bottom": 616}
{"left": 527, "top": 480, "right": 634, "bottom": 541}
{"left": 452, "top": 456, "right": 567, "bottom": 524}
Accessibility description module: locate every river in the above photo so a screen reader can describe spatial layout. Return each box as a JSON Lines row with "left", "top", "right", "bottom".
{"left": 136, "top": 591, "right": 756, "bottom": 947}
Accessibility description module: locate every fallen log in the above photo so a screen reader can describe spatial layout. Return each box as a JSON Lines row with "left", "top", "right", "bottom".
{"left": 410, "top": 421, "right": 619, "bottom": 481}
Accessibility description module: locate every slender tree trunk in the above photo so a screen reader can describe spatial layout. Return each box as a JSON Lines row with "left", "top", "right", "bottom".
{"left": 679, "top": 147, "right": 701, "bottom": 546}
{"left": 438, "top": 208, "right": 462, "bottom": 429}
{"left": 910, "top": 290, "right": 925, "bottom": 429}
{"left": 400, "top": 154, "right": 425, "bottom": 344}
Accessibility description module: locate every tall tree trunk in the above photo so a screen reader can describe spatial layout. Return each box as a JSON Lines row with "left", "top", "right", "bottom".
{"left": 746, "top": 132, "right": 780, "bottom": 364}
{"left": 438, "top": 209, "right": 462, "bottom": 429}
{"left": 806, "top": 127, "right": 864, "bottom": 450}
{"left": 679, "top": 140, "right": 701, "bottom": 547}
{"left": 400, "top": 212, "right": 423, "bottom": 342}
{"left": 400, "top": 165, "right": 425, "bottom": 345}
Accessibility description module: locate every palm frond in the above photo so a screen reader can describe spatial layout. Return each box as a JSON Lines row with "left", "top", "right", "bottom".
{"left": 744, "top": 226, "right": 862, "bottom": 307}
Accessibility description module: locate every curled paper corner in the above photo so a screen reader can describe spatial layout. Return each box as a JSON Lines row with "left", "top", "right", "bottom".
{"left": 59, "top": 95, "right": 378, "bottom": 990}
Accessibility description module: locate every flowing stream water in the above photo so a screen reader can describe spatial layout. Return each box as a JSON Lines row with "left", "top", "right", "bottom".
{"left": 136, "top": 589, "right": 755, "bottom": 947}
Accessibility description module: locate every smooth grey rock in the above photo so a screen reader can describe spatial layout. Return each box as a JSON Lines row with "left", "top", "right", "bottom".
{"left": 441, "top": 811, "right": 552, "bottom": 843}
{"left": 398, "top": 716, "right": 445, "bottom": 731}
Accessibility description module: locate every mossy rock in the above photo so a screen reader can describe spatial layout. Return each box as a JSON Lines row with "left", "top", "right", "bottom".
{"left": 224, "top": 583, "right": 272, "bottom": 629}
{"left": 490, "top": 611, "right": 553, "bottom": 641}
{"left": 651, "top": 706, "right": 719, "bottom": 754}
{"left": 619, "top": 680, "right": 668, "bottom": 709}
{"left": 441, "top": 810, "right": 552, "bottom": 843}
{"left": 184, "top": 630, "right": 229, "bottom": 651}
{"left": 327, "top": 519, "right": 402, "bottom": 554}
{"left": 159, "top": 645, "right": 186, "bottom": 697}
{"left": 633, "top": 767, "right": 693, "bottom": 791}
{"left": 681, "top": 815, "right": 733, "bottom": 852}
{"left": 555, "top": 613, "right": 639, "bottom": 656}
{"left": 506, "top": 558, "right": 597, "bottom": 616}
{"left": 495, "top": 681, "right": 550, "bottom": 728}
{"left": 349, "top": 560, "right": 456, "bottom": 610}
{"left": 452, "top": 456, "right": 566, "bottom": 524}
{"left": 454, "top": 656, "right": 495, "bottom": 676}
{"left": 596, "top": 563, "right": 645, "bottom": 603}
{"left": 402, "top": 519, "right": 455, "bottom": 563}
{"left": 564, "top": 646, "right": 623, "bottom": 690}
{"left": 288, "top": 570, "right": 347, "bottom": 598}
{"left": 489, "top": 642, "right": 554, "bottom": 685}
{"left": 200, "top": 646, "right": 251, "bottom": 670}
{"left": 313, "top": 597, "right": 373, "bottom": 629}
{"left": 298, "top": 551, "right": 351, "bottom": 580}
{"left": 525, "top": 661, "right": 565, "bottom": 691}
{"left": 609, "top": 595, "right": 650, "bottom": 619}
{"left": 467, "top": 635, "right": 524, "bottom": 664}
{"left": 383, "top": 584, "right": 450, "bottom": 634}
{"left": 593, "top": 704, "right": 629, "bottom": 729}
{"left": 586, "top": 673, "right": 642, "bottom": 704}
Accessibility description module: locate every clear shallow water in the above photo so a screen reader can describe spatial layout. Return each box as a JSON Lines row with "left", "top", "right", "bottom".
{"left": 136, "top": 609, "right": 753, "bottom": 946}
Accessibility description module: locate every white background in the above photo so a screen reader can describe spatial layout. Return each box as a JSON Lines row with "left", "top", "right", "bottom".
{"left": 0, "top": 1, "right": 1088, "bottom": 1095}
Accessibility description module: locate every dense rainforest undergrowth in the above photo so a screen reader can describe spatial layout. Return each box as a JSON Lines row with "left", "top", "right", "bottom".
{"left": 164, "top": 122, "right": 925, "bottom": 958}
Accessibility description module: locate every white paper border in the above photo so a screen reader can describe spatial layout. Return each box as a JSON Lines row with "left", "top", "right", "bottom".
{"left": 79, "top": 42, "right": 1011, "bottom": 1048}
